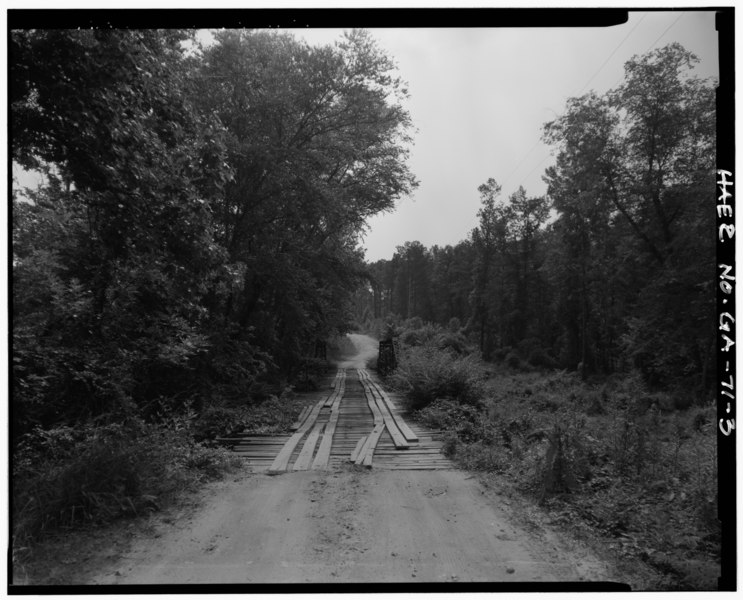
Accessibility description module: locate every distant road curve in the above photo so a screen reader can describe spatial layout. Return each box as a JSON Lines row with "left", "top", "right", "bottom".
{"left": 333, "top": 333, "right": 379, "bottom": 369}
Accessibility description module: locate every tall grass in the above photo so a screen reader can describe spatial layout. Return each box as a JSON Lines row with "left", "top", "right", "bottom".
{"left": 12, "top": 418, "right": 240, "bottom": 554}
{"left": 412, "top": 364, "right": 719, "bottom": 590}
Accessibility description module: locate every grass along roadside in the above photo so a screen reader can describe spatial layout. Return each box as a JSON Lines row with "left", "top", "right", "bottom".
{"left": 390, "top": 349, "right": 719, "bottom": 590}
{"left": 11, "top": 373, "right": 332, "bottom": 585}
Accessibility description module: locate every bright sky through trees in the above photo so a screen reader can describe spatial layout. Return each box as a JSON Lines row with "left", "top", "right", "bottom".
{"left": 11, "top": 11, "right": 720, "bottom": 262}
{"left": 288, "top": 11, "right": 719, "bottom": 261}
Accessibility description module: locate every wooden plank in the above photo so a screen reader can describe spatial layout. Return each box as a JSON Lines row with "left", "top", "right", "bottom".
{"left": 362, "top": 424, "right": 386, "bottom": 467}
{"left": 360, "top": 374, "right": 384, "bottom": 426}
{"left": 367, "top": 378, "right": 419, "bottom": 443}
{"left": 370, "top": 393, "right": 410, "bottom": 449}
{"left": 324, "top": 369, "right": 346, "bottom": 407}
{"left": 292, "top": 422, "right": 325, "bottom": 471}
{"left": 311, "top": 408, "right": 341, "bottom": 469}
{"left": 269, "top": 396, "right": 326, "bottom": 471}
{"left": 290, "top": 405, "right": 312, "bottom": 431}
{"left": 349, "top": 435, "right": 368, "bottom": 462}
{"left": 353, "top": 430, "right": 375, "bottom": 465}
{"left": 357, "top": 369, "right": 410, "bottom": 449}
{"left": 356, "top": 423, "right": 384, "bottom": 467}
{"left": 311, "top": 368, "right": 346, "bottom": 469}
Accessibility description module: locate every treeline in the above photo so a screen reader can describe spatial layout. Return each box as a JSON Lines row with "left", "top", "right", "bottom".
{"left": 359, "top": 43, "right": 716, "bottom": 394}
{"left": 11, "top": 28, "right": 416, "bottom": 440}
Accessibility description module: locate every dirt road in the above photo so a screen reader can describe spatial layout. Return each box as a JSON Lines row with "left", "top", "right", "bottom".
{"left": 86, "top": 334, "right": 613, "bottom": 586}
{"left": 333, "top": 332, "right": 379, "bottom": 369}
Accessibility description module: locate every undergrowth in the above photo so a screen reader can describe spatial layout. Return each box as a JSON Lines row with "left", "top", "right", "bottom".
{"left": 389, "top": 344, "right": 485, "bottom": 410}
{"left": 194, "top": 393, "right": 302, "bottom": 441}
{"left": 391, "top": 339, "right": 719, "bottom": 590}
{"left": 12, "top": 417, "right": 241, "bottom": 566}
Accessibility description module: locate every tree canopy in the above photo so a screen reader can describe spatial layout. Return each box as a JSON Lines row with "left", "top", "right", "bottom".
{"left": 11, "top": 28, "right": 416, "bottom": 436}
{"left": 357, "top": 42, "right": 716, "bottom": 392}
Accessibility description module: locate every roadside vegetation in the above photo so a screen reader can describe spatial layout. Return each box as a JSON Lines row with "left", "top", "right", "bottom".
{"left": 11, "top": 27, "right": 414, "bottom": 570}
{"left": 353, "top": 44, "right": 718, "bottom": 590}
{"left": 11, "top": 25, "right": 718, "bottom": 591}
{"left": 378, "top": 318, "right": 718, "bottom": 590}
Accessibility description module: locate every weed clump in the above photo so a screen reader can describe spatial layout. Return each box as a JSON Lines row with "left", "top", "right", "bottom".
{"left": 12, "top": 419, "right": 240, "bottom": 551}
{"left": 389, "top": 345, "right": 485, "bottom": 410}
{"left": 411, "top": 357, "right": 718, "bottom": 590}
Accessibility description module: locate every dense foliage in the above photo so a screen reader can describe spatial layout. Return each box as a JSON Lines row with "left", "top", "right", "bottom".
{"left": 415, "top": 363, "right": 718, "bottom": 590}
{"left": 384, "top": 318, "right": 717, "bottom": 590}
{"left": 11, "top": 28, "right": 415, "bottom": 546}
{"left": 359, "top": 43, "right": 716, "bottom": 397}
{"left": 12, "top": 28, "right": 415, "bottom": 434}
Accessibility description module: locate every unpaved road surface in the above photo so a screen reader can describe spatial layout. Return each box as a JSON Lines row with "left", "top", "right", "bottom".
{"left": 333, "top": 333, "right": 379, "bottom": 369}
{"left": 85, "top": 334, "right": 612, "bottom": 585}
{"left": 89, "top": 469, "right": 605, "bottom": 584}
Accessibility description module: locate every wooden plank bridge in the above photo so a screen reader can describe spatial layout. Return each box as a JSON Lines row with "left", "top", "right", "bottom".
{"left": 224, "top": 368, "right": 454, "bottom": 471}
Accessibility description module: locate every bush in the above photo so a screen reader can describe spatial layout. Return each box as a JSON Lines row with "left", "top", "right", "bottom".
{"left": 193, "top": 406, "right": 246, "bottom": 441}
{"left": 435, "top": 331, "right": 472, "bottom": 355}
{"left": 12, "top": 420, "right": 240, "bottom": 548}
{"left": 416, "top": 398, "right": 489, "bottom": 441}
{"left": 241, "top": 395, "right": 298, "bottom": 434}
{"left": 390, "top": 345, "right": 485, "bottom": 410}
{"left": 584, "top": 390, "right": 607, "bottom": 415}
{"left": 528, "top": 347, "right": 557, "bottom": 369}
{"left": 535, "top": 416, "right": 591, "bottom": 502}
{"left": 492, "top": 346, "right": 513, "bottom": 362}
{"left": 505, "top": 351, "right": 523, "bottom": 370}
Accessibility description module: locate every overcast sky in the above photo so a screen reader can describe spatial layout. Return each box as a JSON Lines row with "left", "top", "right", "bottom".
{"left": 287, "top": 11, "right": 719, "bottom": 262}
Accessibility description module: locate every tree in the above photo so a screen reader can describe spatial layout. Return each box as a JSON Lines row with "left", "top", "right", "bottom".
{"left": 542, "top": 43, "right": 716, "bottom": 386}
{"left": 11, "top": 29, "right": 235, "bottom": 427}
{"left": 192, "top": 29, "right": 417, "bottom": 370}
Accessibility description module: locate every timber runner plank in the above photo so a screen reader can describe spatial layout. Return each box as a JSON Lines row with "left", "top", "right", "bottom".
{"left": 358, "top": 423, "right": 385, "bottom": 467}
{"left": 369, "top": 390, "right": 410, "bottom": 449}
{"left": 269, "top": 394, "right": 326, "bottom": 471}
{"left": 361, "top": 370, "right": 419, "bottom": 443}
{"left": 349, "top": 435, "right": 368, "bottom": 462}
{"left": 324, "top": 369, "right": 346, "bottom": 407}
{"left": 361, "top": 372, "right": 384, "bottom": 426}
{"left": 357, "top": 369, "right": 410, "bottom": 449}
{"left": 353, "top": 427, "right": 377, "bottom": 466}
{"left": 292, "top": 422, "right": 325, "bottom": 471}
{"left": 311, "top": 378, "right": 345, "bottom": 469}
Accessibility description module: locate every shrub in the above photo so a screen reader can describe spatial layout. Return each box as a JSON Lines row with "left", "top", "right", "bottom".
{"left": 492, "top": 346, "right": 513, "bottom": 361}
{"left": 528, "top": 347, "right": 557, "bottom": 369}
{"left": 535, "top": 416, "right": 591, "bottom": 502}
{"left": 417, "top": 398, "right": 479, "bottom": 428}
{"left": 441, "top": 431, "right": 458, "bottom": 457}
{"left": 399, "top": 329, "right": 422, "bottom": 347}
{"left": 12, "top": 420, "right": 240, "bottom": 548}
{"left": 241, "top": 395, "right": 298, "bottom": 434}
{"left": 400, "top": 323, "right": 440, "bottom": 348}
{"left": 390, "top": 346, "right": 485, "bottom": 410}
{"left": 672, "top": 391, "right": 695, "bottom": 411}
{"left": 505, "top": 351, "right": 523, "bottom": 370}
{"left": 193, "top": 406, "right": 246, "bottom": 441}
{"left": 447, "top": 317, "right": 462, "bottom": 332}
{"left": 458, "top": 441, "right": 510, "bottom": 473}
{"left": 435, "top": 331, "right": 472, "bottom": 355}
{"left": 584, "top": 390, "right": 607, "bottom": 415}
